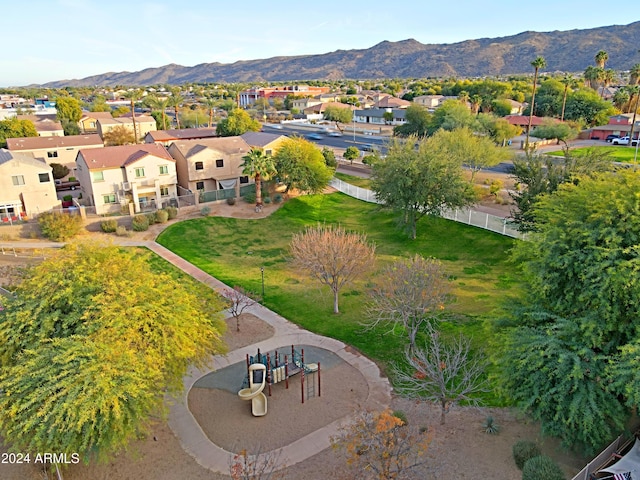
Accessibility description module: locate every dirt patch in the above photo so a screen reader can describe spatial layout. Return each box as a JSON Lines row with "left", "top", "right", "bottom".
{"left": 222, "top": 313, "right": 275, "bottom": 351}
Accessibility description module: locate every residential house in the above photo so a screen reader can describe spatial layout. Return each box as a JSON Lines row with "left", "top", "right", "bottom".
{"left": 354, "top": 108, "right": 406, "bottom": 126}
{"left": 239, "top": 85, "right": 331, "bottom": 107}
{"left": 16, "top": 114, "right": 64, "bottom": 137}
{"left": 167, "top": 136, "right": 252, "bottom": 196}
{"left": 373, "top": 96, "right": 411, "bottom": 109}
{"left": 6, "top": 134, "right": 104, "bottom": 177}
{"left": 76, "top": 143, "right": 177, "bottom": 215}
{"left": 504, "top": 115, "right": 550, "bottom": 133}
{"left": 79, "top": 111, "right": 114, "bottom": 133}
{"left": 291, "top": 97, "right": 323, "bottom": 112}
{"left": 302, "top": 101, "right": 357, "bottom": 121}
{"left": 240, "top": 131, "right": 287, "bottom": 156}
{"left": 97, "top": 115, "right": 157, "bottom": 142}
{"left": 506, "top": 99, "right": 524, "bottom": 115}
{"left": 588, "top": 113, "right": 640, "bottom": 140}
{"left": 412, "top": 95, "right": 458, "bottom": 111}
{"left": 0, "top": 149, "right": 59, "bottom": 219}
{"left": 144, "top": 127, "right": 218, "bottom": 146}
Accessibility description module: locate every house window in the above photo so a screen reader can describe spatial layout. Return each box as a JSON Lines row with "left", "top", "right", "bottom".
{"left": 215, "top": 159, "right": 224, "bottom": 168}
{"left": 90, "top": 121, "right": 96, "bottom": 128}
{"left": 196, "top": 181, "right": 204, "bottom": 190}
{"left": 92, "top": 171, "right": 104, "bottom": 182}
{"left": 160, "top": 186, "right": 169, "bottom": 197}
{"left": 195, "top": 161, "right": 204, "bottom": 170}
{"left": 38, "top": 173, "right": 50, "bottom": 183}
{"left": 12, "top": 175, "right": 25, "bottom": 186}
{"left": 239, "top": 176, "right": 249, "bottom": 184}
{"left": 103, "top": 194, "right": 116, "bottom": 204}
{"left": 159, "top": 165, "right": 169, "bottom": 175}
{"left": 265, "top": 149, "right": 272, "bottom": 156}
{"left": 47, "top": 151, "right": 58, "bottom": 158}
{"left": 135, "top": 167, "right": 145, "bottom": 178}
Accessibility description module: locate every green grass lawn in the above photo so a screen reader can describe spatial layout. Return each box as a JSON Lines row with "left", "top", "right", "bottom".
{"left": 157, "top": 192, "right": 522, "bottom": 404}
{"left": 547, "top": 145, "right": 640, "bottom": 163}
{"left": 334, "top": 171, "right": 372, "bottom": 189}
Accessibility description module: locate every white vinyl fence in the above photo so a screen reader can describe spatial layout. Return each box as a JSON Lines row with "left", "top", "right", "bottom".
{"left": 329, "top": 178, "right": 525, "bottom": 239}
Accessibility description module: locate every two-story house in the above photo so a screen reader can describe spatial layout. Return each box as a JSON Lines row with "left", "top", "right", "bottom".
{"left": 6, "top": 134, "right": 104, "bottom": 178}
{"left": 589, "top": 114, "right": 640, "bottom": 140}
{"left": 75, "top": 144, "right": 177, "bottom": 215}
{"left": 97, "top": 115, "right": 157, "bottom": 143}
{"left": 240, "top": 132, "right": 287, "bottom": 156}
{"left": 78, "top": 111, "right": 114, "bottom": 133}
{"left": 144, "top": 127, "right": 218, "bottom": 146}
{"left": 167, "top": 136, "right": 252, "bottom": 196}
{"left": 0, "top": 149, "right": 59, "bottom": 219}
{"left": 16, "top": 114, "right": 64, "bottom": 137}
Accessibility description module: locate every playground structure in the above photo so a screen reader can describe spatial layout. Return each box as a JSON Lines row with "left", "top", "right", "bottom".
{"left": 237, "top": 345, "right": 321, "bottom": 417}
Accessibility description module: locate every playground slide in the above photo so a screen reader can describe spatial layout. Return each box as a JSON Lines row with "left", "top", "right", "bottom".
{"left": 237, "top": 363, "right": 267, "bottom": 416}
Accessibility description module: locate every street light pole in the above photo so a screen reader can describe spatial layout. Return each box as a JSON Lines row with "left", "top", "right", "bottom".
{"left": 260, "top": 267, "right": 265, "bottom": 297}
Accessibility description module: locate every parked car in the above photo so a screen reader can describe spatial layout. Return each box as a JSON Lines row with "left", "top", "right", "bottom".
{"left": 612, "top": 136, "right": 639, "bottom": 146}
{"left": 605, "top": 134, "right": 620, "bottom": 142}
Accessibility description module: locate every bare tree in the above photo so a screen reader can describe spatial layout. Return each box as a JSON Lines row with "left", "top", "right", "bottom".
{"left": 331, "top": 409, "right": 431, "bottom": 480}
{"left": 229, "top": 446, "right": 285, "bottom": 480}
{"left": 290, "top": 225, "right": 375, "bottom": 314}
{"left": 394, "top": 324, "right": 488, "bottom": 424}
{"left": 225, "top": 286, "right": 261, "bottom": 332}
{"left": 364, "top": 254, "right": 450, "bottom": 351}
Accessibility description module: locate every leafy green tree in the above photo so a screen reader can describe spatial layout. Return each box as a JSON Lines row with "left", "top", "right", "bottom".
{"left": 343, "top": 146, "right": 360, "bottom": 163}
{"left": 0, "top": 117, "right": 38, "bottom": 147}
{"left": 529, "top": 79, "right": 564, "bottom": 118}
{"left": 476, "top": 114, "right": 521, "bottom": 145}
{"left": 429, "top": 127, "right": 511, "bottom": 181}
{"left": 393, "top": 104, "right": 431, "bottom": 137}
{"left": 563, "top": 88, "right": 616, "bottom": 126}
{"left": 525, "top": 56, "right": 547, "bottom": 150}
{"left": 490, "top": 99, "right": 513, "bottom": 117}
{"left": 500, "top": 171, "right": 640, "bottom": 453}
{"left": 50, "top": 162, "right": 69, "bottom": 180}
{"left": 323, "top": 105, "right": 352, "bottom": 132}
{"left": 216, "top": 109, "right": 261, "bottom": 136}
{"left": 241, "top": 148, "right": 277, "bottom": 208}
{"left": 531, "top": 121, "right": 579, "bottom": 153}
{"left": 55, "top": 96, "right": 82, "bottom": 124}
{"left": 0, "top": 242, "right": 226, "bottom": 461}
{"left": 321, "top": 147, "right": 337, "bottom": 168}
{"left": 273, "top": 137, "right": 333, "bottom": 194}
{"left": 370, "top": 136, "right": 475, "bottom": 239}
{"left": 427, "top": 99, "right": 477, "bottom": 135}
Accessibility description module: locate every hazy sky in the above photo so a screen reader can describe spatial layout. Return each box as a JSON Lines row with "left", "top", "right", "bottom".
{"left": 2, "top": 0, "right": 636, "bottom": 87}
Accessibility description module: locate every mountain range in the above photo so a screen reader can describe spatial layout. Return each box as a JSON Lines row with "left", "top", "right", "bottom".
{"left": 43, "top": 21, "right": 640, "bottom": 88}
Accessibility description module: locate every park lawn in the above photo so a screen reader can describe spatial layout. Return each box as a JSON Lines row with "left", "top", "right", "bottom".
{"left": 547, "top": 145, "right": 639, "bottom": 162}
{"left": 157, "top": 192, "right": 521, "bottom": 401}
{"left": 334, "top": 171, "right": 372, "bottom": 189}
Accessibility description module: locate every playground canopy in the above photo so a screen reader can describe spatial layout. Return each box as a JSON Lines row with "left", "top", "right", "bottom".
{"left": 600, "top": 438, "right": 640, "bottom": 479}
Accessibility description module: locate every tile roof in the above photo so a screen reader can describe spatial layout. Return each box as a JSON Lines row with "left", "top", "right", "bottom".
{"left": 98, "top": 115, "right": 155, "bottom": 126}
{"left": 80, "top": 111, "right": 114, "bottom": 120}
{"left": 78, "top": 143, "right": 174, "bottom": 170}
{"left": 240, "top": 131, "right": 284, "bottom": 148}
{"left": 7, "top": 134, "right": 103, "bottom": 150}
{"left": 170, "top": 136, "right": 251, "bottom": 158}
{"left": 146, "top": 128, "right": 217, "bottom": 142}
{"left": 0, "top": 148, "right": 50, "bottom": 168}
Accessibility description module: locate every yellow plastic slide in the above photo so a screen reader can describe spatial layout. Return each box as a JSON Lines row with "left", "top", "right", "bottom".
{"left": 237, "top": 363, "right": 268, "bottom": 417}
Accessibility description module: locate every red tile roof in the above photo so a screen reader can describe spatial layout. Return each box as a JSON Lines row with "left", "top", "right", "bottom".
{"left": 7, "top": 134, "right": 104, "bottom": 150}
{"left": 78, "top": 143, "right": 173, "bottom": 170}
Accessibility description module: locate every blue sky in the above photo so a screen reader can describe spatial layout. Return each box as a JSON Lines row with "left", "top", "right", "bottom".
{"left": 2, "top": 0, "right": 637, "bottom": 87}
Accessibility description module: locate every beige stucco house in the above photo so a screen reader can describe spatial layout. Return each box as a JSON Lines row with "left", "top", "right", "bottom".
{"left": 16, "top": 115, "right": 64, "bottom": 137}
{"left": 240, "top": 131, "right": 287, "bottom": 156}
{"left": 0, "top": 149, "right": 59, "bottom": 219}
{"left": 167, "top": 136, "right": 252, "bottom": 195}
{"left": 79, "top": 111, "right": 114, "bottom": 133}
{"left": 6, "top": 134, "right": 104, "bottom": 178}
{"left": 97, "top": 115, "right": 157, "bottom": 142}
{"left": 144, "top": 127, "right": 218, "bottom": 146}
{"left": 76, "top": 144, "right": 177, "bottom": 215}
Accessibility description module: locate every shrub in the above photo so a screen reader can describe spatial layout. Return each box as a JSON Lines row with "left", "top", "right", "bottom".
{"left": 165, "top": 206, "right": 178, "bottom": 219}
{"left": 482, "top": 415, "right": 500, "bottom": 434}
{"left": 489, "top": 179, "right": 504, "bottom": 197}
{"left": 131, "top": 214, "right": 149, "bottom": 232}
{"left": 263, "top": 197, "right": 272, "bottom": 204}
{"left": 115, "top": 226, "right": 131, "bottom": 237}
{"left": 156, "top": 210, "right": 169, "bottom": 223}
{"left": 50, "top": 163, "right": 69, "bottom": 180}
{"left": 100, "top": 219, "right": 118, "bottom": 233}
{"left": 62, "top": 195, "right": 73, "bottom": 202}
{"left": 38, "top": 211, "right": 83, "bottom": 241}
{"left": 522, "top": 455, "right": 565, "bottom": 480}
{"left": 201, "top": 206, "right": 211, "bottom": 217}
{"left": 243, "top": 192, "right": 256, "bottom": 204}
{"left": 513, "top": 440, "right": 542, "bottom": 470}
{"left": 392, "top": 410, "right": 408, "bottom": 426}
{"left": 145, "top": 211, "right": 157, "bottom": 224}
{"left": 273, "top": 194, "right": 283, "bottom": 204}
{"left": 226, "top": 197, "right": 236, "bottom": 206}
{"left": 68, "top": 176, "right": 76, "bottom": 182}
{"left": 362, "top": 154, "right": 376, "bottom": 165}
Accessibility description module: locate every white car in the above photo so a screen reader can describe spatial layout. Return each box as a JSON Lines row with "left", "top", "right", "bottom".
{"left": 612, "top": 136, "right": 639, "bottom": 146}
{"left": 328, "top": 131, "right": 343, "bottom": 137}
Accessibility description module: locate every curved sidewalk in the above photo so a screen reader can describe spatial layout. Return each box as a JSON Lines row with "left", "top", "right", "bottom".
{"left": 148, "top": 242, "right": 392, "bottom": 474}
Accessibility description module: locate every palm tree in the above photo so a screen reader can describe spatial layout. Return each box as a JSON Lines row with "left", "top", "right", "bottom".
{"left": 146, "top": 95, "right": 169, "bottom": 130}
{"left": 458, "top": 90, "right": 470, "bottom": 105}
{"left": 560, "top": 74, "right": 573, "bottom": 121}
{"left": 123, "top": 89, "right": 143, "bottom": 143}
{"left": 241, "top": 148, "right": 277, "bottom": 210}
{"left": 599, "top": 69, "right": 615, "bottom": 98}
{"left": 167, "top": 88, "right": 184, "bottom": 129}
{"left": 525, "top": 56, "right": 547, "bottom": 150}
{"left": 595, "top": 50, "right": 608, "bottom": 69}
{"left": 204, "top": 97, "right": 217, "bottom": 128}
{"left": 470, "top": 95, "right": 482, "bottom": 115}
{"left": 612, "top": 88, "right": 630, "bottom": 112}
{"left": 583, "top": 65, "right": 601, "bottom": 90}
{"left": 627, "top": 64, "right": 640, "bottom": 147}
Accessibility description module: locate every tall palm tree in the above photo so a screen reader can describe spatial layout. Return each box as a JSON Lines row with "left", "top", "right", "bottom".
{"left": 241, "top": 148, "right": 277, "bottom": 210}
{"left": 583, "top": 65, "right": 601, "bottom": 90}
{"left": 146, "top": 95, "right": 169, "bottom": 130}
{"left": 470, "top": 95, "right": 482, "bottom": 115}
{"left": 458, "top": 90, "right": 470, "bottom": 105}
{"left": 560, "top": 74, "right": 573, "bottom": 121}
{"left": 525, "top": 56, "right": 547, "bottom": 150}
{"left": 204, "top": 97, "right": 217, "bottom": 128}
{"left": 595, "top": 50, "right": 608, "bottom": 69}
{"left": 627, "top": 64, "right": 640, "bottom": 147}
{"left": 167, "top": 88, "right": 184, "bottom": 129}
{"left": 123, "top": 89, "right": 143, "bottom": 143}
{"left": 612, "top": 88, "right": 630, "bottom": 112}
{"left": 599, "top": 69, "right": 615, "bottom": 98}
